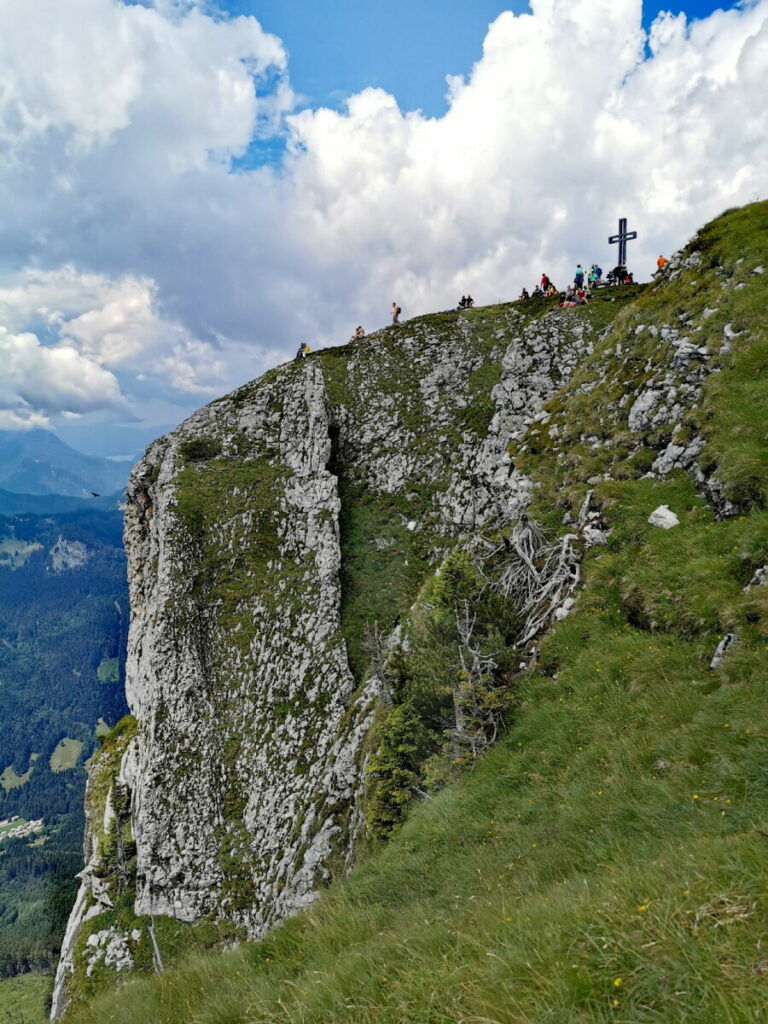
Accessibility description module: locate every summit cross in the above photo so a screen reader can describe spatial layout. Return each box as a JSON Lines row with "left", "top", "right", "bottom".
{"left": 608, "top": 217, "right": 638, "bottom": 267}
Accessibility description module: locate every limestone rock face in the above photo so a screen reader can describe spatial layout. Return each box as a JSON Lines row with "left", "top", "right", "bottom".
{"left": 124, "top": 363, "right": 374, "bottom": 932}
{"left": 116, "top": 313, "right": 605, "bottom": 937}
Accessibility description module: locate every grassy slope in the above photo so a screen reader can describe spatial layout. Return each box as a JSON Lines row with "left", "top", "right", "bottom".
{"left": 68, "top": 203, "right": 768, "bottom": 1023}
{"left": 0, "top": 974, "right": 49, "bottom": 1023}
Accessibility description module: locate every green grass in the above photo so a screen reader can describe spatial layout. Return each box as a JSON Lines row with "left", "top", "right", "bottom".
{"left": 0, "top": 763, "right": 34, "bottom": 792}
{"left": 96, "top": 658, "right": 119, "bottom": 684}
{"left": 67, "top": 520, "right": 768, "bottom": 1021}
{"left": 0, "top": 816, "right": 27, "bottom": 835}
{"left": 0, "top": 973, "right": 49, "bottom": 1023}
{"left": 66, "top": 202, "right": 768, "bottom": 1024}
{"left": 49, "top": 739, "right": 84, "bottom": 773}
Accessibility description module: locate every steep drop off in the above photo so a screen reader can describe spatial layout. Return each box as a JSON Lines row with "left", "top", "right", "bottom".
{"left": 58, "top": 203, "right": 768, "bottom": 1023}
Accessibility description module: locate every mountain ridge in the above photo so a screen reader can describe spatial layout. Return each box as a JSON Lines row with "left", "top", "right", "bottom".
{"left": 0, "top": 430, "right": 130, "bottom": 498}
{"left": 54, "top": 201, "right": 768, "bottom": 1023}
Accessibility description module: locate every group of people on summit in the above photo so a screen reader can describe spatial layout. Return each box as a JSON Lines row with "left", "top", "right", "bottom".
{"left": 518, "top": 260, "right": 638, "bottom": 307}
{"left": 293, "top": 252, "right": 668, "bottom": 360}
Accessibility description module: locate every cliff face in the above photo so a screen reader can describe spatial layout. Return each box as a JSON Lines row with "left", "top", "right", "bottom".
{"left": 53, "top": 294, "right": 625, "bottom": 1014}
{"left": 123, "top": 301, "right": 624, "bottom": 946}
{"left": 54, "top": 202, "right": 768, "bottom": 1020}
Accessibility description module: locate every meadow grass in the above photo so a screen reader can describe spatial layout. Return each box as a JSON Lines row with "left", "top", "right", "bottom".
{"left": 68, "top": 469, "right": 768, "bottom": 1022}
{"left": 0, "top": 973, "right": 49, "bottom": 1024}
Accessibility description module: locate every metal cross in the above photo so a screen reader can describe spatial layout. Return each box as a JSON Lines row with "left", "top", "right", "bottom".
{"left": 608, "top": 217, "right": 638, "bottom": 267}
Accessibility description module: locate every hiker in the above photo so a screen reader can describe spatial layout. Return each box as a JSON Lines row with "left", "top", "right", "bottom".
{"left": 349, "top": 325, "right": 366, "bottom": 341}
{"left": 295, "top": 342, "right": 311, "bottom": 360}
{"left": 466, "top": 295, "right": 474, "bottom": 308}
{"left": 519, "top": 287, "right": 530, "bottom": 301}
{"left": 392, "top": 302, "right": 401, "bottom": 324}
{"left": 574, "top": 264, "right": 584, "bottom": 288}
{"left": 532, "top": 285, "right": 544, "bottom": 298}
{"left": 656, "top": 255, "right": 668, "bottom": 272}
{"left": 545, "top": 283, "right": 557, "bottom": 297}
{"left": 458, "top": 295, "right": 467, "bottom": 309}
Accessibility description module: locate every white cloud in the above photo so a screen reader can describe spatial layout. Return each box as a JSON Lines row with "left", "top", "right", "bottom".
{"left": 0, "top": 267, "right": 231, "bottom": 426}
{"left": 0, "top": 0, "right": 765, "bottom": 431}
{"left": 0, "top": 325, "right": 125, "bottom": 429}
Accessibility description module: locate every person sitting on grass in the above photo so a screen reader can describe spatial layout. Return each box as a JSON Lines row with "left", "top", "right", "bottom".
{"left": 295, "top": 341, "right": 311, "bottom": 360}
{"left": 519, "top": 287, "right": 530, "bottom": 300}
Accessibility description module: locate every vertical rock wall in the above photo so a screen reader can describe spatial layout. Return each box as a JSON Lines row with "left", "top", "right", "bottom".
{"left": 124, "top": 363, "right": 376, "bottom": 932}
{"left": 52, "top": 299, "right": 618, "bottom": 1017}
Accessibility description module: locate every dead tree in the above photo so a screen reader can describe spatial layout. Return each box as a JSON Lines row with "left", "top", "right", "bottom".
{"left": 450, "top": 600, "right": 501, "bottom": 760}
{"left": 471, "top": 504, "right": 585, "bottom": 648}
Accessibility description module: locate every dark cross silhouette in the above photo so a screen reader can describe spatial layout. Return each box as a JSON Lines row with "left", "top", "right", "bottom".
{"left": 608, "top": 217, "right": 638, "bottom": 268}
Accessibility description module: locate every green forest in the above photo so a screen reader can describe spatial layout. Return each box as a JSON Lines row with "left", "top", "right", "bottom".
{"left": 0, "top": 508, "right": 128, "bottom": 981}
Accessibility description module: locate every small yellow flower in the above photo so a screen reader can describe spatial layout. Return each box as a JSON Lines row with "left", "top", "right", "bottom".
{"left": 612, "top": 998, "right": 620, "bottom": 1007}
{"left": 637, "top": 904, "right": 648, "bottom": 912}
{"left": 692, "top": 794, "right": 700, "bottom": 800}
{"left": 613, "top": 977, "right": 623, "bottom": 988}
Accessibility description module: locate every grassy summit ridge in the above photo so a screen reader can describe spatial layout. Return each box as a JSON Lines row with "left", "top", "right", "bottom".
{"left": 69, "top": 202, "right": 768, "bottom": 1023}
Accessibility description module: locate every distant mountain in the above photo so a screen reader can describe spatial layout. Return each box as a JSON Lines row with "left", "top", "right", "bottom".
{"left": 0, "top": 430, "right": 131, "bottom": 498}
{"left": 0, "top": 488, "right": 123, "bottom": 518}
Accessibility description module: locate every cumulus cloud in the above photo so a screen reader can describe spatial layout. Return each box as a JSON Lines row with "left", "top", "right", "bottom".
{"left": 0, "top": 0, "right": 765, "bottom": 430}
{"left": 0, "top": 325, "right": 125, "bottom": 429}
{"left": 0, "top": 267, "right": 230, "bottom": 426}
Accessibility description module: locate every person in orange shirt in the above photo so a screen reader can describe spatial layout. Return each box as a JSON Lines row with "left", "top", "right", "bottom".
{"left": 656, "top": 255, "right": 669, "bottom": 271}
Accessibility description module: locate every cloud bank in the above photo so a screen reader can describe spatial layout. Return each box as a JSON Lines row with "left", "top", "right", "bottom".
{"left": 0, "top": 0, "right": 765, "bottom": 429}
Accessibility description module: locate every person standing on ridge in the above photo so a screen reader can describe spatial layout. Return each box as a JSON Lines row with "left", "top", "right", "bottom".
{"left": 574, "top": 264, "right": 584, "bottom": 288}
{"left": 392, "top": 301, "right": 401, "bottom": 324}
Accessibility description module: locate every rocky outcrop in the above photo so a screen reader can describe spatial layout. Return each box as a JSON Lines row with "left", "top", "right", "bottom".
{"left": 53, "top": 299, "right": 613, "bottom": 1017}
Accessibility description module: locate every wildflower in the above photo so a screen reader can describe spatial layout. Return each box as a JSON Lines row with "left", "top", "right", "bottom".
{"left": 637, "top": 904, "right": 648, "bottom": 912}
{"left": 613, "top": 977, "right": 623, "bottom": 988}
{"left": 612, "top": 998, "right": 620, "bottom": 1007}
{"left": 692, "top": 794, "right": 700, "bottom": 800}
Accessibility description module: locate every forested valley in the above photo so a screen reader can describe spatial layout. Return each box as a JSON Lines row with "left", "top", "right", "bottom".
{"left": 0, "top": 508, "right": 128, "bottom": 982}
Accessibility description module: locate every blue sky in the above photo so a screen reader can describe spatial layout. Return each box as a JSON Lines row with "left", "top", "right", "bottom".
{"left": 225, "top": 1, "right": 740, "bottom": 118}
